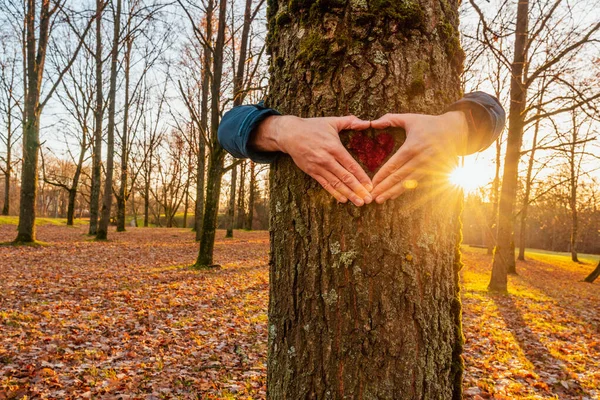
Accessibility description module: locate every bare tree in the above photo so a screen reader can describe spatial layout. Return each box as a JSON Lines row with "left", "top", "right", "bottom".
{"left": 0, "top": 39, "right": 23, "bottom": 216}
{"left": 14, "top": 0, "right": 99, "bottom": 242}
{"left": 468, "top": 0, "right": 600, "bottom": 291}
{"left": 89, "top": 0, "right": 106, "bottom": 235}
{"left": 97, "top": 0, "right": 123, "bottom": 240}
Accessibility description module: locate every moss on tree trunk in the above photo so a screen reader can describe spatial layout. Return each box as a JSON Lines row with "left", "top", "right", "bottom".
{"left": 267, "top": 0, "right": 465, "bottom": 398}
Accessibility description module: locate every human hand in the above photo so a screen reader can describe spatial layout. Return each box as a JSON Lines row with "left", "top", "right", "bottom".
{"left": 250, "top": 115, "right": 374, "bottom": 206}
{"left": 369, "top": 111, "right": 468, "bottom": 203}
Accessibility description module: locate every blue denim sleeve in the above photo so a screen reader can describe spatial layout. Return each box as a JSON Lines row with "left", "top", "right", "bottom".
{"left": 217, "top": 104, "right": 281, "bottom": 163}
{"left": 445, "top": 91, "right": 506, "bottom": 154}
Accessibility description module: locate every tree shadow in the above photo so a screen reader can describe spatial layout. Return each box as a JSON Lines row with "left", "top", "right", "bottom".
{"left": 490, "top": 293, "right": 587, "bottom": 397}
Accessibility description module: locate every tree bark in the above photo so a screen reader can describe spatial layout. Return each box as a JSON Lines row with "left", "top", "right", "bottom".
{"left": 489, "top": 0, "right": 529, "bottom": 291}
{"left": 117, "top": 34, "right": 132, "bottom": 232}
{"left": 487, "top": 138, "right": 501, "bottom": 255}
{"left": 267, "top": 1, "right": 465, "bottom": 398}
{"left": 89, "top": 0, "right": 104, "bottom": 235}
{"left": 16, "top": 0, "right": 50, "bottom": 243}
{"left": 194, "top": 0, "right": 213, "bottom": 241}
{"left": 2, "top": 111, "right": 12, "bottom": 216}
{"left": 196, "top": 0, "right": 227, "bottom": 267}
{"left": 584, "top": 261, "right": 600, "bottom": 283}
{"left": 97, "top": 0, "right": 122, "bottom": 240}
{"left": 226, "top": 164, "right": 237, "bottom": 238}
{"left": 236, "top": 161, "right": 246, "bottom": 228}
{"left": 245, "top": 161, "right": 255, "bottom": 230}
{"left": 569, "top": 112, "right": 579, "bottom": 263}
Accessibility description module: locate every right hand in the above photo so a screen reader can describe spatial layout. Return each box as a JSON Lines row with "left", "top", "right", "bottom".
{"left": 250, "top": 115, "right": 373, "bottom": 206}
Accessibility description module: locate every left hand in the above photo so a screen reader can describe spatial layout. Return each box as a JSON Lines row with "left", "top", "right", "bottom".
{"left": 369, "top": 111, "right": 468, "bottom": 203}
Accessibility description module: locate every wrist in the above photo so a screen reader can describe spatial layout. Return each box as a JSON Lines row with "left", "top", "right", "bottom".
{"left": 249, "top": 115, "right": 286, "bottom": 153}
{"left": 442, "top": 111, "right": 469, "bottom": 155}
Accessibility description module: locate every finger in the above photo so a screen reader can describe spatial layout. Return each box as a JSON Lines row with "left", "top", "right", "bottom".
{"left": 330, "top": 115, "right": 371, "bottom": 131}
{"left": 328, "top": 158, "right": 373, "bottom": 203}
{"left": 371, "top": 155, "right": 423, "bottom": 201}
{"left": 387, "top": 171, "right": 425, "bottom": 201}
{"left": 370, "top": 113, "right": 413, "bottom": 130}
{"left": 372, "top": 140, "right": 419, "bottom": 187}
{"left": 319, "top": 169, "right": 365, "bottom": 207}
{"left": 334, "top": 148, "right": 373, "bottom": 194}
{"left": 313, "top": 174, "right": 348, "bottom": 204}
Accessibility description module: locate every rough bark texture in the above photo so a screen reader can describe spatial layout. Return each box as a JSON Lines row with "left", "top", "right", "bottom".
{"left": 89, "top": 0, "right": 104, "bottom": 235}
{"left": 16, "top": 0, "right": 49, "bottom": 243}
{"left": 266, "top": 1, "right": 465, "bottom": 398}
{"left": 117, "top": 35, "right": 132, "bottom": 232}
{"left": 489, "top": 0, "right": 528, "bottom": 291}
{"left": 97, "top": 0, "right": 122, "bottom": 240}
{"left": 196, "top": 0, "right": 227, "bottom": 267}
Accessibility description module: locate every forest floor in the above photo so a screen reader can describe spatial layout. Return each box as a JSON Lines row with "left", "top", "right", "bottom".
{"left": 0, "top": 224, "right": 598, "bottom": 399}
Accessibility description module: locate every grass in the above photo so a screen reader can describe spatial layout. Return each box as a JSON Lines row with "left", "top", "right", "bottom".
{"left": 460, "top": 246, "right": 600, "bottom": 399}
{"left": 0, "top": 216, "right": 88, "bottom": 226}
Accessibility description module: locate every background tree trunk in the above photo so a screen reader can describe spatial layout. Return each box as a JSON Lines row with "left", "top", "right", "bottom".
{"left": 489, "top": 0, "right": 529, "bottom": 291}
{"left": 193, "top": 0, "right": 213, "bottom": 241}
{"left": 245, "top": 161, "right": 255, "bottom": 230}
{"left": 89, "top": 0, "right": 104, "bottom": 235}
{"left": 117, "top": 34, "right": 132, "bottom": 232}
{"left": 97, "top": 0, "right": 122, "bottom": 240}
{"left": 226, "top": 165, "right": 237, "bottom": 237}
{"left": 236, "top": 161, "right": 246, "bottom": 228}
{"left": 195, "top": 0, "right": 227, "bottom": 267}
{"left": 267, "top": 1, "right": 465, "bottom": 398}
{"left": 584, "top": 261, "right": 600, "bottom": 283}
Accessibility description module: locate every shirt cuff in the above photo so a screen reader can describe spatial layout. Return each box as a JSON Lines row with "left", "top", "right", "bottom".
{"left": 445, "top": 91, "right": 506, "bottom": 154}
{"left": 240, "top": 108, "right": 281, "bottom": 163}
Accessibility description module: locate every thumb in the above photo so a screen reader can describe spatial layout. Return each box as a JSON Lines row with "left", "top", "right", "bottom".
{"left": 330, "top": 115, "right": 371, "bottom": 132}
{"left": 370, "top": 113, "right": 412, "bottom": 130}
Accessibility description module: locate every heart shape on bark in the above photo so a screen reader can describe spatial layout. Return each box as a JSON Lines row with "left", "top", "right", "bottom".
{"left": 347, "top": 131, "right": 395, "bottom": 172}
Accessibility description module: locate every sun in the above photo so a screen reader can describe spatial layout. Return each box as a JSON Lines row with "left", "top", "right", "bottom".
{"left": 449, "top": 165, "right": 490, "bottom": 193}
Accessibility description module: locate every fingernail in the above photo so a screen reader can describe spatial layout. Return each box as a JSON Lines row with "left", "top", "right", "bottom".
{"left": 376, "top": 196, "right": 386, "bottom": 204}
{"left": 339, "top": 196, "right": 348, "bottom": 203}
{"left": 364, "top": 195, "right": 373, "bottom": 204}
{"left": 365, "top": 184, "right": 373, "bottom": 192}
{"left": 353, "top": 198, "right": 364, "bottom": 207}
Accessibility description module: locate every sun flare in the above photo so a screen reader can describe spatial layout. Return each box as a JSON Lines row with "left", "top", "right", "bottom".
{"left": 449, "top": 166, "right": 490, "bottom": 193}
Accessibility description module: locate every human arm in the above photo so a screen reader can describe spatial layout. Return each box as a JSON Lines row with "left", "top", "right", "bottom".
{"left": 217, "top": 105, "right": 373, "bottom": 206}
{"left": 369, "top": 92, "right": 506, "bottom": 203}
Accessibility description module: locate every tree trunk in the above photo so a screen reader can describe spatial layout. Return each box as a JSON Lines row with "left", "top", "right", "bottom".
{"left": 15, "top": 0, "right": 47, "bottom": 243}
{"left": 245, "top": 161, "right": 255, "bottom": 230}
{"left": 236, "top": 161, "right": 246, "bottom": 228}
{"left": 144, "top": 175, "right": 150, "bottom": 227}
{"left": 267, "top": 1, "right": 464, "bottom": 398}
{"left": 195, "top": 0, "right": 227, "bottom": 267}
{"left": 194, "top": 142, "right": 205, "bottom": 238}
{"left": 487, "top": 138, "right": 501, "bottom": 255}
{"left": 2, "top": 131, "right": 10, "bottom": 216}
{"left": 489, "top": 0, "right": 529, "bottom": 291}
{"left": 194, "top": 0, "right": 213, "bottom": 241}
{"left": 569, "top": 112, "right": 579, "bottom": 263}
{"left": 584, "top": 261, "right": 600, "bottom": 283}
{"left": 226, "top": 164, "right": 237, "bottom": 238}
{"left": 117, "top": 35, "right": 132, "bottom": 232}
{"left": 97, "top": 0, "right": 122, "bottom": 240}
{"left": 183, "top": 176, "right": 190, "bottom": 228}
{"left": 16, "top": 114, "right": 40, "bottom": 242}
{"left": 89, "top": 0, "right": 104, "bottom": 235}
{"left": 517, "top": 106, "right": 540, "bottom": 262}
